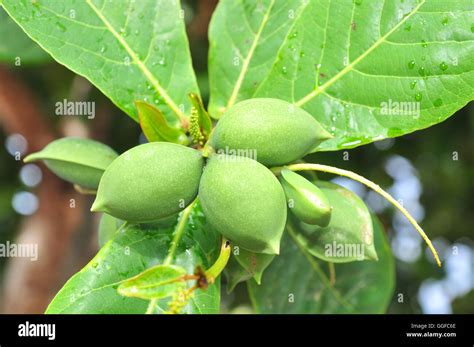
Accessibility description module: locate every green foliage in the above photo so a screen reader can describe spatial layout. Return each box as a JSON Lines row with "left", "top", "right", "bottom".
{"left": 46, "top": 204, "right": 221, "bottom": 314}
{"left": 2, "top": 0, "right": 199, "bottom": 123}
{"left": 224, "top": 248, "right": 275, "bottom": 293}
{"left": 248, "top": 215, "right": 395, "bottom": 313}
{"left": 118, "top": 264, "right": 187, "bottom": 300}
{"left": 136, "top": 101, "right": 189, "bottom": 145}
{"left": 98, "top": 213, "right": 123, "bottom": 248}
{"left": 3, "top": 0, "right": 472, "bottom": 314}
{"left": 208, "top": 0, "right": 474, "bottom": 150}
{"left": 0, "top": 7, "right": 50, "bottom": 64}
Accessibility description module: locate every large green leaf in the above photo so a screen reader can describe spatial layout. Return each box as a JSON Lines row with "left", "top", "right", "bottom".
{"left": 46, "top": 204, "right": 221, "bottom": 314}
{"left": 208, "top": 0, "right": 474, "bottom": 150}
{"left": 248, "top": 215, "right": 395, "bottom": 313}
{"left": 0, "top": 6, "right": 50, "bottom": 64}
{"left": 2, "top": 0, "right": 199, "bottom": 124}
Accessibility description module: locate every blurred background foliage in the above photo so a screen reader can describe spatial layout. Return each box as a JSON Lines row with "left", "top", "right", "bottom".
{"left": 0, "top": 1, "right": 472, "bottom": 313}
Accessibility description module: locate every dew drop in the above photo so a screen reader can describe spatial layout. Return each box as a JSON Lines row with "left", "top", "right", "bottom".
{"left": 439, "top": 61, "right": 448, "bottom": 71}
{"left": 433, "top": 98, "right": 443, "bottom": 107}
{"left": 421, "top": 40, "right": 427, "bottom": 48}
{"left": 418, "top": 66, "right": 426, "bottom": 76}
{"left": 441, "top": 17, "right": 448, "bottom": 26}
{"left": 408, "top": 60, "right": 415, "bottom": 69}
{"left": 414, "top": 92, "right": 422, "bottom": 101}
{"left": 409, "top": 80, "right": 417, "bottom": 89}
{"left": 354, "top": 0, "right": 363, "bottom": 5}
{"left": 471, "top": 24, "right": 474, "bottom": 33}
{"left": 404, "top": 24, "right": 411, "bottom": 32}
{"left": 300, "top": 51, "right": 305, "bottom": 58}
{"left": 281, "top": 66, "right": 288, "bottom": 74}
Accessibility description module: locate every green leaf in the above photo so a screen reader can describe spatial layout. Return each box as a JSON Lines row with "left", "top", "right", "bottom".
{"left": 248, "top": 215, "right": 395, "bottom": 313}
{"left": 224, "top": 247, "right": 275, "bottom": 293}
{"left": 234, "top": 247, "right": 275, "bottom": 285}
{"left": 224, "top": 254, "right": 254, "bottom": 293}
{"left": 208, "top": 0, "right": 474, "bottom": 150}
{"left": 0, "top": 6, "right": 50, "bottom": 64}
{"left": 2, "top": 0, "right": 199, "bottom": 123}
{"left": 97, "top": 213, "right": 123, "bottom": 248}
{"left": 118, "top": 264, "right": 187, "bottom": 300}
{"left": 136, "top": 101, "right": 189, "bottom": 145}
{"left": 46, "top": 203, "right": 221, "bottom": 314}
{"left": 292, "top": 181, "right": 378, "bottom": 263}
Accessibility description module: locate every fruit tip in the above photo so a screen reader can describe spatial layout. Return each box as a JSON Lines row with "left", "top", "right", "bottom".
{"left": 90, "top": 199, "right": 105, "bottom": 213}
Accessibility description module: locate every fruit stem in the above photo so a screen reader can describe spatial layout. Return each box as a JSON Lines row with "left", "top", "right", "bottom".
{"left": 164, "top": 200, "right": 197, "bottom": 265}
{"left": 279, "top": 163, "right": 442, "bottom": 267}
{"left": 205, "top": 238, "right": 231, "bottom": 283}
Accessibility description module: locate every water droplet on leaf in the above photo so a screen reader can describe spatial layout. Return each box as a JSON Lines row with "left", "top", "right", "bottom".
{"left": 418, "top": 66, "right": 426, "bottom": 76}
{"left": 439, "top": 62, "right": 448, "bottom": 71}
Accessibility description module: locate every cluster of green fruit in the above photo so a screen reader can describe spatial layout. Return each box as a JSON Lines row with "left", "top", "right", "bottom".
{"left": 25, "top": 98, "right": 335, "bottom": 273}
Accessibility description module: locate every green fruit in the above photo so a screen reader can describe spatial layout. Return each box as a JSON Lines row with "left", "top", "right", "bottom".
{"left": 210, "top": 98, "right": 332, "bottom": 166}
{"left": 199, "top": 154, "right": 287, "bottom": 254}
{"left": 280, "top": 169, "right": 332, "bottom": 226}
{"left": 92, "top": 142, "right": 203, "bottom": 222}
{"left": 24, "top": 137, "right": 118, "bottom": 189}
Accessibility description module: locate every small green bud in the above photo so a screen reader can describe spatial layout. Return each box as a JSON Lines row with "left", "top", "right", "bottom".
{"left": 280, "top": 169, "right": 332, "bottom": 226}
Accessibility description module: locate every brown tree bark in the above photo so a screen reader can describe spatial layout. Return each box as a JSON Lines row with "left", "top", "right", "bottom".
{"left": 0, "top": 65, "right": 86, "bottom": 313}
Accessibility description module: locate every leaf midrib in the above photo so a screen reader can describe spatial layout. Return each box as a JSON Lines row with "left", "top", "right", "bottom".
{"left": 226, "top": 0, "right": 276, "bottom": 109}
{"left": 295, "top": 0, "right": 427, "bottom": 107}
{"left": 85, "top": 0, "right": 187, "bottom": 121}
